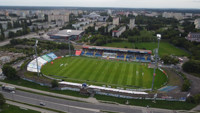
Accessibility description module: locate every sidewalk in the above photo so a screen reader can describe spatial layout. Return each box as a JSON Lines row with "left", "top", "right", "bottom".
{"left": 6, "top": 100, "right": 58, "bottom": 113}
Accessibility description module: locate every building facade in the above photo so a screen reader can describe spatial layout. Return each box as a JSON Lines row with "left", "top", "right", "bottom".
{"left": 113, "top": 17, "right": 119, "bottom": 26}
{"left": 194, "top": 18, "right": 200, "bottom": 29}
{"left": 186, "top": 32, "right": 200, "bottom": 42}
{"left": 112, "top": 26, "right": 126, "bottom": 37}
{"left": 129, "top": 19, "right": 135, "bottom": 30}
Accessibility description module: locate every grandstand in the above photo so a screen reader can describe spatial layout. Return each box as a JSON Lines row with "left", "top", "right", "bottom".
{"left": 80, "top": 46, "right": 152, "bottom": 62}
{"left": 27, "top": 52, "right": 58, "bottom": 72}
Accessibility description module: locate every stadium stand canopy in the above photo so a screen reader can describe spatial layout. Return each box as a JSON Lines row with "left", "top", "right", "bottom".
{"left": 59, "top": 81, "right": 148, "bottom": 95}
{"left": 81, "top": 45, "right": 152, "bottom": 62}
{"left": 49, "top": 29, "right": 84, "bottom": 40}
{"left": 27, "top": 53, "right": 58, "bottom": 72}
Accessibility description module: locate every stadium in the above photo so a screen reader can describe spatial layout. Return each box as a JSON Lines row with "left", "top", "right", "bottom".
{"left": 27, "top": 45, "right": 168, "bottom": 93}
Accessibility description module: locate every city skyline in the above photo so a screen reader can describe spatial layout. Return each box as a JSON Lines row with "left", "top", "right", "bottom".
{"left": 0, "top": 0, "right": 200, "bottom": 9}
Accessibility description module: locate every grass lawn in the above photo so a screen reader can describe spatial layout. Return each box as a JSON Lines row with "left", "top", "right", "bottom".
{"left": 41, "top": 56, "right": 167, "bottom": 89}
{"left": 104, "top": 41, "right": 189, "bottom": 57}
{"left": 94, "top": 95, "right": 197, "bottom": 110}
{"left": 3, "top": 79, "right": 88, "bottom": 98}
{"left": 1, "top": 104, "right": 40, "bottom": 113}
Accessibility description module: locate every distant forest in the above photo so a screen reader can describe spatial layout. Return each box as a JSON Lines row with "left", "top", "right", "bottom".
{"left": 0, "top": 6, "right": 200, "bottom": 13}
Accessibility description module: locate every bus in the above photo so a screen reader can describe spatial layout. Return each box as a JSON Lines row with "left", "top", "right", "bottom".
{"left": 2, "top": 85, "right": 15, "bottom": 93}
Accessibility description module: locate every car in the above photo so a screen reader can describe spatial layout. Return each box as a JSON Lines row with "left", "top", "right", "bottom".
{"left": 40, "top": 102, "right": 46, "bottom": 106}
{"left": 10, "top": 91, "right": 15, "bottom": 94}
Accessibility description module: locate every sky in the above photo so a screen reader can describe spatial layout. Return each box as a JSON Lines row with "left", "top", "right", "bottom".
{"left": 0, "top": 0, "right": 200, "bottom": 9}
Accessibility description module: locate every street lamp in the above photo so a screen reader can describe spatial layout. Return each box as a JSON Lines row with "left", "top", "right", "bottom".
{"left": 67, "top": 30, "right": 72, "bottom": 56}
{"left": 34, "top": 40, "right": 40, "bottom": 76}
{"left": 151, "top": 34, "right": 161, "bottom": 91}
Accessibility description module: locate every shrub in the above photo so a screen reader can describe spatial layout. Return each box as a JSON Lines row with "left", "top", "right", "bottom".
{"left": 51, "top": 80, "right": 58, "bottom": 88}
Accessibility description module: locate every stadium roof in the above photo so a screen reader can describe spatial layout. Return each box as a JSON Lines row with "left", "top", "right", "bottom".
{"left": 83, "top": 45, "right": 152, "bottom": 54}
{"left": 52, "top": 29, "right": 84, "bottom": 37}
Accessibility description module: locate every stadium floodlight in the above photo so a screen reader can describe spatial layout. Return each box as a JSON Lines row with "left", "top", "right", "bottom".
{"left": 35, "top": 40, "right": 40, "bottom": 76}
{"left": 67, "top": 30, "right": 72, "bottom": 56}
{"left": 151, "top": 34, "right": 161, "bottom": 91}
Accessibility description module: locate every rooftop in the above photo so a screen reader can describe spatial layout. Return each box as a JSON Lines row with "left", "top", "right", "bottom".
{"left": 83, "top": 45, "right": 152, "bottom": 54}
{"left": 53, "top": 29, "right": 84, "bottom": 37}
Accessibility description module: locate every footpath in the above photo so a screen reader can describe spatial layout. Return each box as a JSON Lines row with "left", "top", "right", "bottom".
{"left": 0, "top": 81, "right": 99, "bottom": 103}
{"left": 6, "top": 100, "right": 58, "bottom": 113}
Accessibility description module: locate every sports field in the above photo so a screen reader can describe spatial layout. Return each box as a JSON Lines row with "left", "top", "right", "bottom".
{"left": 104, "top": 41, "right": 189, "bottom": 57}
{"left": 41, "top": 57, "right": 167, "bottom": 89}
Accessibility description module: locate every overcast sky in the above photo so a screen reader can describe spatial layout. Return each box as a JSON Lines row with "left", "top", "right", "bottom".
{"left": 0, "top": 0, "right": 200, "bottom": 9}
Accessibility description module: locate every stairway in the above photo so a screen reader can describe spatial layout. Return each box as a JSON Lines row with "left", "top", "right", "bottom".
{"left": 124, "top": 54, "right": 127, "bottom": 61}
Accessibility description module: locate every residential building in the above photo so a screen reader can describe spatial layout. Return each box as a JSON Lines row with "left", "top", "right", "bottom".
{"left": 108, "top": 25, "right": 115, "bottom": 32}
{"left": 186, "top": 32, "right": 200, "bottom": 42}
{"left": 112, "top": 26, "right": 126, "bottom": 37}
{"left": 113, "top": 17, "right": 119, "bottom": 26}
{"left": 50, "top": 29, "right": 84, "bottom": 40}
{"left": 48, "top": 14, "right": 69, "bottom": 23}
{"left": 162, "top": 12, "right": 184, "bottom": 20}
{"left": 129, "top": 19, "right": 135, "bottom": 30}
{"left": 0, "top": 21, "right": 8, "bottom": 30}
{"left": 194, "top": 18, "right": 200, "bottom": 29}
{"left": 107, "top": 9, "right": 112, "bottom": 15}
{"left": 4, "top": 27, "right": 23, "bottom": 38}
{"left": 95, "top": 22, "right": 107, "bottom": 31}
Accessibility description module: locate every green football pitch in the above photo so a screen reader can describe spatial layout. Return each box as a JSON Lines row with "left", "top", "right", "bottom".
{"left": 41, "top": 56, "right": 167, "bottom": 89}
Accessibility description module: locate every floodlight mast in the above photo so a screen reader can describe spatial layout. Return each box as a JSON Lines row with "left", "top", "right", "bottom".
{"left": 151, "top": 34, "right": 161, "bottom": 91}
{"left": 67, "top": 30, "right": 72, "bottom": 56}
{"left": 35, "top": 40, "right": 39, "bottom": 76}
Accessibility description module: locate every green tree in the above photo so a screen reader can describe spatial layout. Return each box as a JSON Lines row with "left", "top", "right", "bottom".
{"left": 7, "top": 22, "right": 12, "bottom": 29}
{"left": 182, "top": 60, "right": 200, "bottom": 74}
{"left": 8, "top": 31, "right": 15, "bottom": 38}
{"left": 161, "top": 55, "right": 179, "bottom": 65}
{"left": 107, "top": 16, "right": 113, "bottom": 22}
{"left": 51, "top": 80, "right": 58, "bottom": 88}
{"left": 2, "top": 65, "right": 19, "bottom": 80}
{"left": 0, "top": 93, "right": 5, "bottom": 108}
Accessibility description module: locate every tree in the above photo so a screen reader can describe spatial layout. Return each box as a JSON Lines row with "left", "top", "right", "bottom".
{"left": 8, "top": 31, "right": 15, "bottom": 38}
{"left": 107, "top": 16, "right": 113, "bottom": 22}
{"left": 2, "top": 65, "right": 19, "bottom": 80}
{"left": 7, "top": 22, "right": 12, "bottom": 29}
{"left": 0, "top": 93, "right": 5, "bottom": 108}
{"left": 181, "top": 80, "right": 190, "bottom": 92}
{"left": 44, "top": 14, "right": 48, "bottom": 22}
{"left": 161, "top": 55, "right": 179, "bottom": 65}
{"left": 51, "top": 80, "right": 58, "bottom": 88}
{"left": 182, "top": 60, "right": 200, "bottom": 74}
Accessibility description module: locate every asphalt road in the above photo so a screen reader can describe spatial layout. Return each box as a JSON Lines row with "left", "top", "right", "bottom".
{"left": 0, "top": 89, "right": 175, "bottom": 113}
{"left": 0, "top": 33, "right": 37, "bottom": 47}
{"left": 6, "top": 100, "right": 57, "bottom": 113}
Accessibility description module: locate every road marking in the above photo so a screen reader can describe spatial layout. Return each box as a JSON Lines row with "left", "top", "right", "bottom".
{"left": 1, "top": 91, "right": 100, "bottom": 112}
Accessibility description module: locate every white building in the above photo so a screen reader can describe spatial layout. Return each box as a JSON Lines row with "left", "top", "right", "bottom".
{"left": 112, "top": 26, "right": 126, "bottom": 37}
{"left": 174, "top": 13, "right": 184, "bottom": 20}
{"left": 185, "top": 13, "right": 193, "bottom": 18}
{"left": 162, "top": 12, "right": 184, "bottom": 20}
{"left": 0, "top": 68, "right": 2, "bottom": 76}
{"left": 95, "top": 22, "right": 108, "bottom": 31}
{"left": 4, "top": 28, "right": 23, "bottom": 38}
{"left": 186, "top": 32, "right": 200, "bottom": 42}
{"left": 0, "top": 21, "right": 8, "bottom": 30}
{"left": 129, "top": 19, "right": 135, "bottom": 30}
{"left": 48, "top": 14, "right": 69, "bottom": 23}
{"left": 107, "top": 9, "right": 112, "bottom": 15}
{"left": 113, "top": 17, "right": 119, "bottom": 26}
{"left": 108, "top": 25, "right": 115, "bottom": 32}
{"left": 194, "top": 18, "right": 200, "bottom": 29}
{"left": 72, "top": 21, "right": 91, "bottom": 30}
{"left": 38, "top": 13, "right": 45, "bottom": 20}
